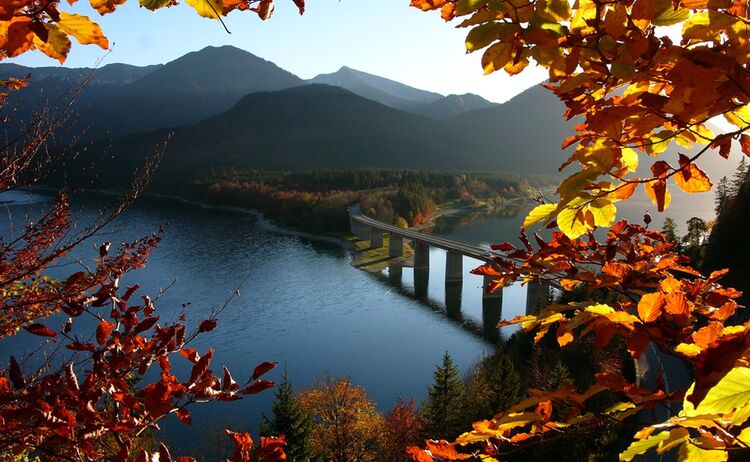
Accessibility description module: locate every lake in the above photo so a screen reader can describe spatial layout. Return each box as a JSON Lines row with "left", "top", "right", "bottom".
{"left": 0, "top": 188, "right": 715, "bottom": 459}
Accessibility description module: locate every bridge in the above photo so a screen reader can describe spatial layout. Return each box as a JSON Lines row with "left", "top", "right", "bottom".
{"left": 350, "top": 213, "right": 552, "bottom": 324}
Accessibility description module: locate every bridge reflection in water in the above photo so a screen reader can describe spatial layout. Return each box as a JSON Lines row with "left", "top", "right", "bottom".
{"left": 351, "top": 214, "right": 553, "bottom": 343}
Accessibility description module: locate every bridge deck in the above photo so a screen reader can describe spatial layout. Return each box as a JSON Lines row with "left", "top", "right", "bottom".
{"left": 352, "top": 214, "right": 494, "bottom": 262}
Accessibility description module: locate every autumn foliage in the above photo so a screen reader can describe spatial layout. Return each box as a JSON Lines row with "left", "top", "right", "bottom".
{"left": 408, "top": 0, "right": 750, "bottom": 460}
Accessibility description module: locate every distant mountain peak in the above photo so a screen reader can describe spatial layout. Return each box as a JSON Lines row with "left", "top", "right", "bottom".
{"left": 309, "top": 66, "right": 443, "bottom": 111}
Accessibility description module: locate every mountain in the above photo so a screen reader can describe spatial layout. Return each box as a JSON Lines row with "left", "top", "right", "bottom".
{"left": 309, "top": 66, "right": 443, "bottom": 111}
{"left": 412, "top": 93, "right": 496, "bottom": 119}
{"left": 70, "top": 84, "right": 574, "bottom": 193}
{"left": 443, "top": 85, "right": 574, "bottom": 175}
{"left": 1, "top": 46, "right": 305, "bottom": 140}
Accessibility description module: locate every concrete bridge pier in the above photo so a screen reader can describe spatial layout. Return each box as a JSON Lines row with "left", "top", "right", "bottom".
{"left": 414, "top": 241, "right": 430, "bottom": 270}
{"left": 388, "top": 233, "right": 403, "bottom": 258}
{"left": 445, "top": 251, "right": 463, "bottom": 284}
{"left": 526, "top": 280, "right": 551, "bottom": 315}
{"left": 370, "top": 228, "right": 383, "bottom": 248}
{"left": 388, "top": 264, "right": 403, "bottom": 287}
{"left": 355, "top": 222, "right": 370, "bottom": 240}
{"left": 445, "top": 282, "right": 463, "bottom": 321}
{"left": 414, "top": 268, "right": 429, "bottom": 300}
{"left": 483, "top": 274, "right": 502, "bottom": 300}
{"left": 482, "top": 297, "right": 502, "bottom": 343}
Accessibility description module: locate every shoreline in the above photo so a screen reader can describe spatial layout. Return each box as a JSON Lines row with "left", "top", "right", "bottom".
{"left": 21, "top": 186, "right": 358, "bottom": 253}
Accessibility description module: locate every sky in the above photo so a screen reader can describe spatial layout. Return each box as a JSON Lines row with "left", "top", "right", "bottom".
{"left": 6, "top": 0, "right": 548, "bottom": 103}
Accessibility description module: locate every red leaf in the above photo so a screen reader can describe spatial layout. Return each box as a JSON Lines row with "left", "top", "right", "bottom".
{"left": 226, "top": 429, "right": 254, "bottom": 462}
{"left": 96, "top": 320, "right": 115, "bottom": 345}
{"left": 175, "top": 408, "right": 192, "bottom": 425}
{"left": 198, "top": 319, "right": 217, "bottom": 333}
{"left": 223, "top": 366, "right": 239, "bottom": 392}
{"left": 133, "top": 316, "right": 159, "bottom": 335}
{"left": 241, "top": 379, "right": 275, "bottom": 395}
{"left": 159, "top": 443, "right": 173, "bottom": 462}
{"left": 252, "top": 361, "right": 277, "bottom": 381}
{"left": 179, "top": 349, "right": 200, "bottom": 364}
{"left": 23, "top": 323, "right": 57, "bottom": 337}
{"left": 292, "top": 0, "right": 304, "bottom": 14}
{"left": 741, "top": 135, "right": 750, "bottom": 157}
{"left": 189, "top": 348, "right": 213, "bottom": 384}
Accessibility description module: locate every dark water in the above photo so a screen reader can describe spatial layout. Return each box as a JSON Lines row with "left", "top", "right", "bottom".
{"left": 1, "top": 191, "right": 496, "bottom": 459}
{"left": 0, "top": 188, "right": 715, "bottom": 459}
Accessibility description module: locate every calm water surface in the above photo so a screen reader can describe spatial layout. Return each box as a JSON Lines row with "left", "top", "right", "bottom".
{"left": 0, "top": 188, "right": 715, "bottom": 459}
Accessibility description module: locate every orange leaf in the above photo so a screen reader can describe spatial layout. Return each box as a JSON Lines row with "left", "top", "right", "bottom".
{"left": 406, "top": 447, "right": 434, "bottom": 462}
{"left": 740, "top": 135, "right": 750, "bottom": 157}
{"left": 692, "top": 322, "right": 723, "bottom": 349}
{"left": 409, "top": 0, "right": 447, "bottom": 11}
{"left": 611, "top": 182, "right": 638, "bottom": 201}
{"left": 425, "top": 440, "right": 472, "bottom": 460}
{"left": 96, "top": 319, "right": 115, "bottom": 345}
{"left": 665, "top": 291, "right": 690, "bottom": 317}
{"left": 89, "top": 0, "right": 127, "bottom": 14}
{"left": 637, "top": 292, "right": 665, "bottom": 323}
{"left": 644, "top": 179, "right": 671, "bottom": 212}
{"left": 674, "top": 154, "right": 712, "bottom": 193}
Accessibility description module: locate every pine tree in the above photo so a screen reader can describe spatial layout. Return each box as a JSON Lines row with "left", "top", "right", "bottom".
{"left": 546, "top": 360, "right": 573, "bottom": 391}
{"left": 462, "top": 347, "right": 522, "bottom": 424}
{"left": 423, "top": 352, "right": 465, "bottom": 440}
{"left": 731, "top": 157, "right": 749, "bottom": 197}
{"left": 260, "top": 373, "right": 313, "bottom": 462}
{"left": 715, "top": 176, "right": 730, "bottom": 217}
{"left": 660, "top": 217, "right": 679, "bottom": 244}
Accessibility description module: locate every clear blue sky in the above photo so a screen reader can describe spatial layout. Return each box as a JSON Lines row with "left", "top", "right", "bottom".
{"left": 7, "top": 0, "right": 547, "bottom": 103}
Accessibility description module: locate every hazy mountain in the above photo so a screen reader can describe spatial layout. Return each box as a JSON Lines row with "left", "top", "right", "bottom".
{"left": 412, "top": 93, "right": 496, "bottom": 119}
{"left": 81, "top": 46, "right": 306, "bottom": 138}
{"left": 1, "top": 46, "right": 305, "bottom": 140}
{"left": 0, "top": 62, "right": 161, "bottom": 88}
{"left": 309, "top": 66, "right": 443, "bottom": 111}
{"left": 70, "top": 83, "right": 577, "bottom": 193}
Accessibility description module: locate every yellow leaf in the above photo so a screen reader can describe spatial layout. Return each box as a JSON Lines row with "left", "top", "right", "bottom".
{"left": 675, "top": 343, "right": 702, "bottom": 357}
{"left": 139, "top": 0, "right": 172, "bottom": 10}
{"left": 588, "top": 199, "right": 617, "bottom": 227}
{"left": 481, "top": 42, "right": 513, "bottom": 74}
{"left": 456, "top": 0, "right": 488, "bottom": 15}
{"left": 184, "top": 0, "right": 223, "bottom": 18}
{"left": 32, "top": 23, "right": 71, "bottom": 64}
{"left": 620, "top": 431, "right": 670, "bottom": 461}
{"left": 538, "top": 0, "right": 571, "bottom": 21}
{"left": 678, "top": 443, "right": 727, "bottom": 462}
{"left": 465, "top": 22, "right": 501, "bottom": 52}
{"left": 692, "top": 367, "right": 750, "bottom": 414}
{"left": 731, "top": 402, "right": 750, "bottom": 426}
{"left": 523, "top": 203, "right": 558, "bottom": 229}
{"left": 558, "top": 205, "right": 590, "bottom": 238}
{"left": 658, "top": 428, "right": 690, "bottom": 454}
{"left": 724, "top": 105, "right": 750, "bottom": 128}
{"left": 652, "top": 6, "right": 689, "bottom": 26}
{"left": 57, "top": 13, "right": 109, "bottom": 49}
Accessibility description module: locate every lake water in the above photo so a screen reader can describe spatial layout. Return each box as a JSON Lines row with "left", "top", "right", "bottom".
{"left": 0, "top": 188, "right": 715, "bottom": 459}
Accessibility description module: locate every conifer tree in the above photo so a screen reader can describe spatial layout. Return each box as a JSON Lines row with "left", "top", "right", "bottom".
{"left": 462, "top": 347, "right": 522, "bottom": 424}
{"left": 731, "top": 158, "right": 749, "bottom": 197}
{"left": 660, "top": 217, "right": 679, "bottom": 248}
{"left": 715, "top": 176, "right": 730, "bottom": 217}
{"left": 423, "top": 352, "right": 465, "bottom": 440}
{"left": 260, "top": 373, "right": 313, "bottom": 462}
{"left": 546, "top": 360, "right": 573, "bottom": 391}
